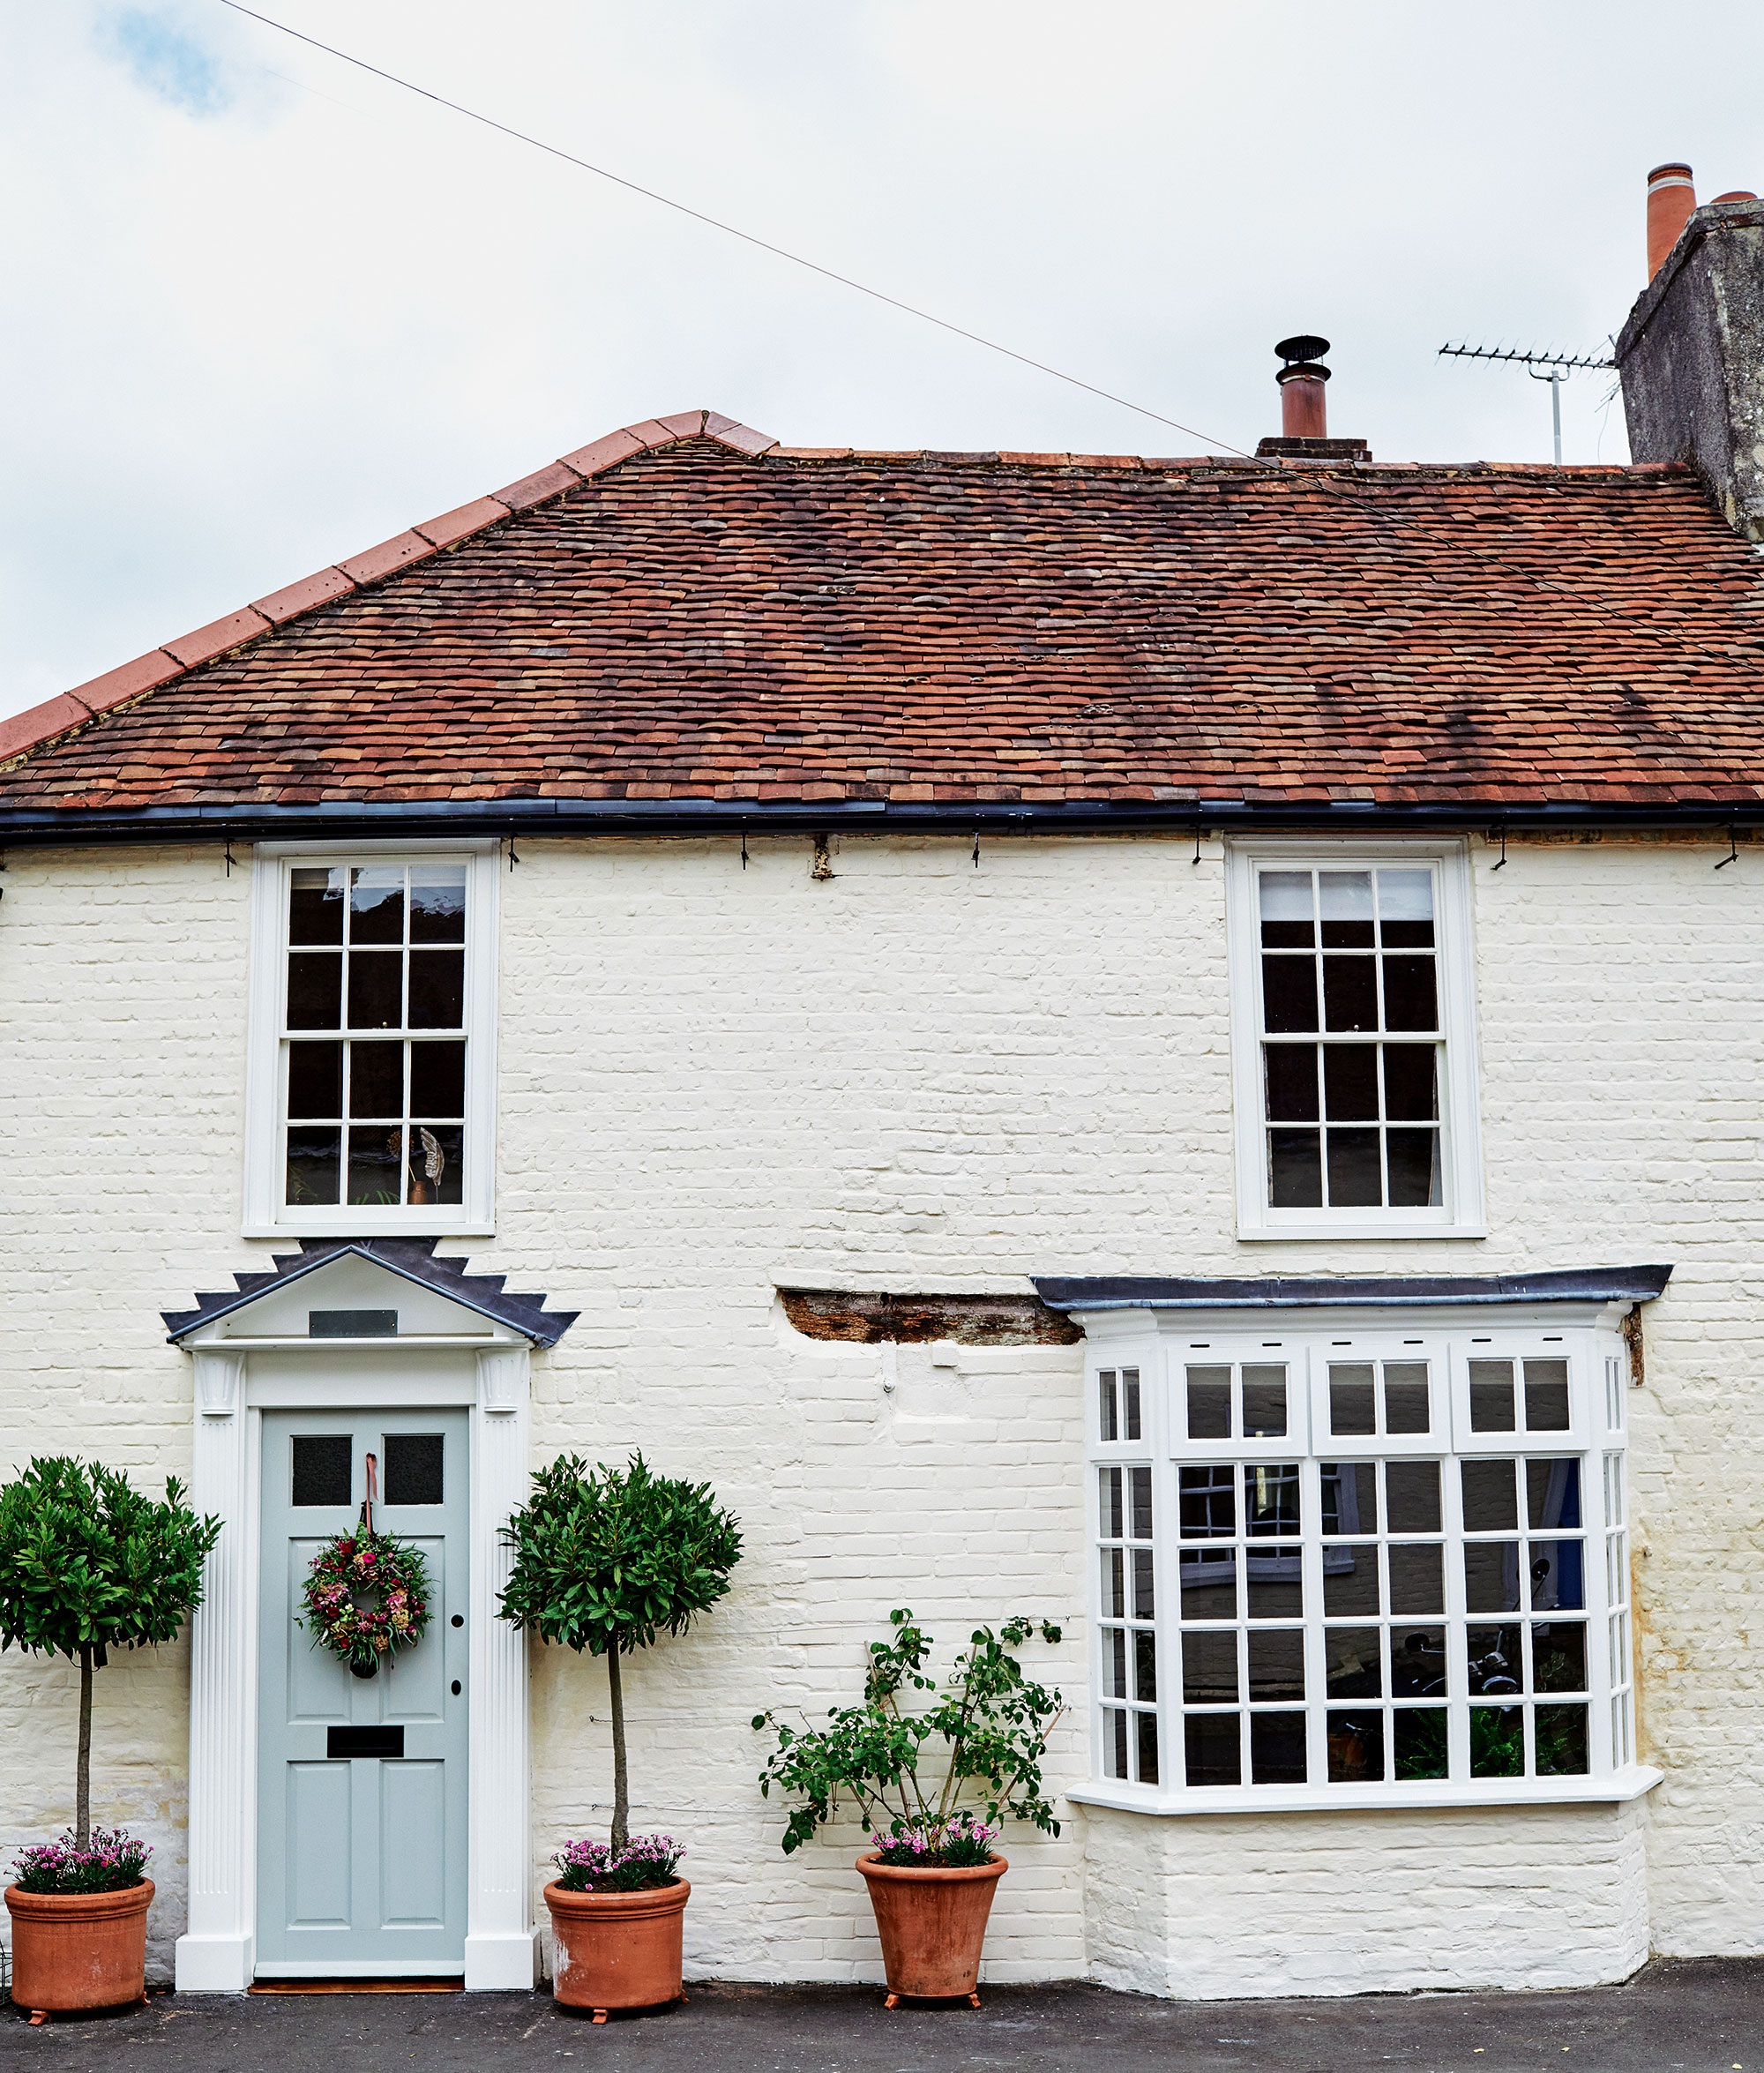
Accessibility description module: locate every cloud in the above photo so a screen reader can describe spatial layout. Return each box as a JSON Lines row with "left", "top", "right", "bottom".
{"left": 107, "top": 6, "right": 231, "bottom": 116}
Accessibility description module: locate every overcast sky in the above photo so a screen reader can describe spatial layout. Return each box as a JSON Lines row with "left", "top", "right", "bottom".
{"left": 6, "top": 0, "right": 1763, "bottom": 723}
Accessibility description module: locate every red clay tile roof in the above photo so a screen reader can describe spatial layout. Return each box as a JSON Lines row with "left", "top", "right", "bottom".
{"left": 6, "top": 408, "right": 1764, "bottom": 825}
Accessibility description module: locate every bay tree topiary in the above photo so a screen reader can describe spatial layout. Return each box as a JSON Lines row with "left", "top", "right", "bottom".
{"left": 497, "top": 1453, "right": 742, "bottom": 1850}
{"left": 0, "top": 1456, "right": 221, "bottom": 1848}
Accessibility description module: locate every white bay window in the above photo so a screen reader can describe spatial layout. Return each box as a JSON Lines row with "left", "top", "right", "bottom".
{"left": 1075, "top": 1294, "right": 1658, "bottom": 1813}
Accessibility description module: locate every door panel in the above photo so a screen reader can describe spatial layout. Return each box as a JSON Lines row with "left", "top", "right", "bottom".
{"left": 257, "top": 1408, "right": 468, "bottom": 1977}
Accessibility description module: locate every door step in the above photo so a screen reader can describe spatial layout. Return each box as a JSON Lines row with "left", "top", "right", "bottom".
{"left": 249, "top": 1979, "right": 463, "bottom": 1995}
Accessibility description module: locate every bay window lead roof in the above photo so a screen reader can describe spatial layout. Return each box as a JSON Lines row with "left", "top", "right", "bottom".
{"left": 162, "top": 1236, "right": 579, "bottom": 1345}
{"left": 6, "top": 409, "right": 1764, "bottom": 837}
{"left": 1033, "top": 1265, "right": 1673, "bottom": 1311}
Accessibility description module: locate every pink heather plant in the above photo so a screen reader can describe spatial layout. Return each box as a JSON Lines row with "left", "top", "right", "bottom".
{"left": 870, "top": 1813, "right": 1001, "bottom": 1868}
{"left": 552, "top": 1831, "right": 684, "bottom": 1894}
{"left": 12, "top": 1826, "right": 152, "bottom": 1896}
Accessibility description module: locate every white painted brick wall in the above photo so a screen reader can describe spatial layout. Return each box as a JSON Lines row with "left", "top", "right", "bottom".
{"left": 0, "top": 829, "right": 1758, "bottom": 1992}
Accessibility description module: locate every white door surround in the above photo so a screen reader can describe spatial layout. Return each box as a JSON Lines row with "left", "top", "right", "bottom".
{"left": 170, "top": 1250, "right": 559, "bottom": 1993}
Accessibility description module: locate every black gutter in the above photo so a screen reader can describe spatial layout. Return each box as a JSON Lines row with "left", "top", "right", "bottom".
{"left": 1033, "top": 1265, "right": 1673, "bottom": 1312}
{"left": 0, "top": 797, "right": 1762, "bottom": 848}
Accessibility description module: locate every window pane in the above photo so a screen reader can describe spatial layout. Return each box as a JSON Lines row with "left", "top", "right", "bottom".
{"left": 1527, "top": 1459, "right": 1581, "bottom": 1531}
{"left": 1533, "top": 1623, "right": 1588, "bottom": 1694}
{"left": 1099, "top": 1467, "right": 1122, "bottom": 1538}
{"left": 1377, "top": 868, "right": 1435, "bottom": 947}
{"left": 288, "top": 952, "right": 342, "bottom": 1029}
{"left": 1107, "top": 1709, "right": 1129, "bottom": 1779}
{"left": 1381, "top": 1044, "right": 1438, "bottom": 1119}
{"left": 1265, "top": 1044, "right": 1319, "bottom": 1121}
{"left": 289, "top": 867, "right": 346, "bottom": 945}
{"left": 1389, "top": 1625, "right": 1447, "bottom": 1698}
{"left": 1381, "top": 956, "right": 1439, "bottom": 1031}
{"left": 1389, "top": 1543, "right": 1445, "bottom": 1615}
{"left": 383, "top": 1432, "right": 445, "bottom": 1507}
{"left": 1383, "top": 1365, "right": 1431, "bottom": 1435}
{"left": 348, "top": 1126, "right": 406, "bottom": 1207}
{"left": 348, "top": 950, "right": 402, "bottom": 1029}
{"left": 1123, "top": 1369, "right": 1141, "bottom": 1441}
{"left": 1385, "top": 1460, "right": 1440, "bottom": 1531}
{"left": 409, "top": 949, "right": 466, "bottom": 1029}
{"left": 1245, "top": 1560, "right": 1304, "bottom": 1620}
{"left": 1463, "top": 1541, "right": 1520, "bottom": 1614}
{"left": 1259, "top": 870, "right": 1315, "bottom": 947}
{"left": 1321, "top": 1461, "right": 1377, "bottom": 1535}
{"left": 1461, "top": 1458, "right": 1519, "bottom": 1532}
{"left": 408, "top": 865, "right": 467, "bottom": 943}
{"left": 1250, "top": 1711, "right": 1307, "bottom": 1784}
{"left": 1469, "top": 1359, "right": 1516, "bottom": 1432}
{"left": 1330, "top": 1367, "right": 1377, "bottom": 1437}
{"left": 1133, "top": 1548, "right": 1155, "bottom": 1620}
{"left": 1530, "top": 1540, "right": 1584, "bottom": 1613}
{"left": 1322, "top": 1548, "right": 1380, "bottom": 1618}
{"left": 1244, "top": 1464, "right": 1301, "bottom": 1536}
{"left": 1323, "top": 1045, "right": 1379, "bottom": 1120}
{"left": 1523, "top": 1359, "right": 1571, "bottom": 1432}
{"left": 1393, "top": 1708, "right": 1448, "bottom": 1780}
{"left": 1324, "top": 1628, "right": 1381, "bottom": 1698}
{"left": 1240, "top": 1365, "right": 1287, "bottom": 1438}
{"left": 1328, "top": 1709, "right": 1384, "bottom": 1782}
{"left": 1178, "top": 1464, "right": 1235, "bottom": 1538}
{"left": 1466, "top": 1624, "right": 1524, "bottom": 1696}
{"left": 1180, "top": 1551, "right": 1238, "bottom": 1620}
{"left": 288, "top": 1041, "right": 342, "bottom": 1119}
{"left": 1134, "top": 1630, "right": 1157, "bottom": 1703}
{"left": 1183, "top": 1629, "right": 1237, "bottom": 1704}
{"left": 1262, "top": 956, "right": 1319, "bottom": 1033}
{"left": 1248, "top": 1628, "right": 1305, "bottom": 1702}
{"left": 1385, "top": 1129, "right": 1440, "bottom": 1209}
{"left": 1469, "top": 1706, "right": 1525, "bottom": 1778}
{"left": 1319, "top": 870, "right": 1374, "bottom": 948}
{"left": 409, "top": 1042, "right": 466, "bottom": 1118}
{"left": 1136, "top": 1711, "right": 1160, "bottom": 1786}
{"left": 1185, "top": 1366, "right": 1231, "bottom": 1441}
{"left": 1185, "top": 1713, "right": 1241, "bottom": 1787}
{"left": 1104, "top": 1628, "right": 1127, "bottom": 1698}
{"left": 1322, "top": 957, "right": 1378, "bottom": 1032}
{"left": 1269, "top": 1129, "right": 1323, "bottom": 1207}
{"left": 1130, "top": 1467, "right": 1153, "bottom": 1540}
{"left": 291, "top": 1434, "right": 352, "bottom": 1507}
{"left": 349, "top": 866, "right": 405, "bottom": 944}
{"left": 1098, "top": 1371, "right": 1117, "bottom": 1442}
{"left": 286, "top": 1126, "right": 340, "bottom": 1206}
{"left": 1326, "top": 1127, "right": 1382, "bottom": 1206}
{"left": 348, "top": 1041, "right": 404, "bottom": 1119}
{"left": 1101, "top": 1547, "right": 1125, "bottom": 1619}
{"left": 1536, "top": 1703, "right": 1588, "bottom": 1777}
{"left": 412, "top": 1124, "right": 463, "bottom": 1206}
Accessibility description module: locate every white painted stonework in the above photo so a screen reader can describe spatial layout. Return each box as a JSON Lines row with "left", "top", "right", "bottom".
{"left": 0, "top": 829, "right": 1760, "bottom": 1994}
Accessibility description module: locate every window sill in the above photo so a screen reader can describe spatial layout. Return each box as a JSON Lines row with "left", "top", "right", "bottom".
{"left": 1067, "top": 1766, "right": 1662, "bottom": 1818}
{"left": 1236, "top": 1221, "right": 1489, "bottom": 1243}
{"left": 243, "top": 1216, "right": 496, "bottom": 1240}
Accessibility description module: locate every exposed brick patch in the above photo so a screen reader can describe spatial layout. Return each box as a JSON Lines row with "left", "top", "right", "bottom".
{"left": 780, "top": 1288, "right": 1084, "bottom": 1346}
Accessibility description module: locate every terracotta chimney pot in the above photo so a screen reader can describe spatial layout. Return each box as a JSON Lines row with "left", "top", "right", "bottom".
{"left": 1647, "top": 161, "right": 1696, "bottom": 280}
{"left": 1275, "top": 363, "right": 1329, "bottom": 438}
{"left": 1712, "top": 190, "right": 1758, "bottom": 205}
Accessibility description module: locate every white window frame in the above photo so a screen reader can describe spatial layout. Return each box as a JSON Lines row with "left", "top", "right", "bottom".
{"left": 242, "top": 839, "right": 499, "bottom": 1238}
{"left": 1226, "top": 838, "right": 1485, "bottom": 1239}
{"left": 1073, "top": 1305, "right": 1660, "bottom": 1817}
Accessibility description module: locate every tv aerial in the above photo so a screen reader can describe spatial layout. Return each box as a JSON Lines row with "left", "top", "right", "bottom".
{"left": 1438, "top": 341, "right": 1613, "bottom": 463}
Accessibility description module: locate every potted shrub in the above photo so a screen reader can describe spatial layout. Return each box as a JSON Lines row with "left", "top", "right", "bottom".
{"left": 0, "top": 1457, "right": 220, "bottom": 2019}
{"left": 498, "top": 1452, "right": 741, "bottom": 2020}
{"left": 755, "top": 1607, "right": 1062, "bottom": 2009}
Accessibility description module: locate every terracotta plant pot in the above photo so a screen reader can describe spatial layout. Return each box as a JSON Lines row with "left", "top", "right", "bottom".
{"left": 5, "top": 1879, "right": 154, "bottom": 2017}
{"left": 856, "top": 1852, "right": 1007, "bottom": 2006}
{"left": 543, "top": 1877, "right": 691, "bottom": 2020}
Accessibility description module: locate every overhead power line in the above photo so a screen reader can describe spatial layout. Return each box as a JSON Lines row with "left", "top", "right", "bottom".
{"left": 216, "top": 1, "right": 1249, "bottom": 456}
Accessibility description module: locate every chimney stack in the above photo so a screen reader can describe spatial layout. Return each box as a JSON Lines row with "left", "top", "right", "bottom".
{"left": 1255, "top": 337, "right": 1371, "bottom": 460}
{"left": 1618, "top": 172, "right": 1764, "bottom": 540}
{"left": 1646, "top": 162, "right": 1695, "bottom": 279}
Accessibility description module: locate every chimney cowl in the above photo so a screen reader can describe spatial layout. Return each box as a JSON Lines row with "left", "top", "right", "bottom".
{"left": 1256, "top": 333, "right": 1370, "bottom": 460}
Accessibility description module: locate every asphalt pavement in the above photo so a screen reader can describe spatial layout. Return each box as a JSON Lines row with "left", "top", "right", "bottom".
{"left": 4, "top": 1961, "right": 1762, "bottom": 2072}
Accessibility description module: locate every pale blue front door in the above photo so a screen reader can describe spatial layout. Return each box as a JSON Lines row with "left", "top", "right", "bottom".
{"left": 257, "top": 1409, "right": 470, "bottom": 1977}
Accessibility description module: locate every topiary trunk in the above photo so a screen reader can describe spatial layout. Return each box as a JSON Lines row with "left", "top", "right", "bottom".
{"left": 606, "top": 1635, "right": 629, "bottom": 1852}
